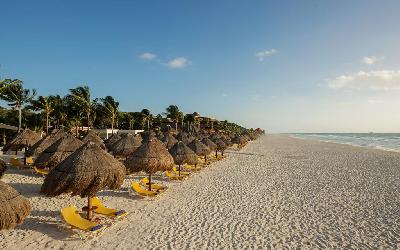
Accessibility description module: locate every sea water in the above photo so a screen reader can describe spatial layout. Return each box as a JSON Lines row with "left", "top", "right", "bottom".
{"left": 290, "top": 133, "right": 400, "bottom": 152}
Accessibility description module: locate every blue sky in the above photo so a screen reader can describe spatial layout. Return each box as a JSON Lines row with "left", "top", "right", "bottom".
{"left": 1, "top": 1, "right": 400, "bottom": 132}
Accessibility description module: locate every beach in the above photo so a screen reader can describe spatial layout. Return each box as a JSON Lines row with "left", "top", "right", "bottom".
{"left": 1, "top": 134, "right": 400, "bottom": 249}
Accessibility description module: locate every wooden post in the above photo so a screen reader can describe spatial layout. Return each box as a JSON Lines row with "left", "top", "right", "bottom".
{"left": 148, "top": 174, "right": 152, "bottom": 191}
{"left": 178, "top": 164, "right": 181, "bottom": 176}
{"left": 87, "top": 197, "right": 93, "bottom": 220}
{"left": 205, "top": 155, "right": 207, "bottom": 163}
{"left": 215, "top": 150, "right": 218, "bottom": 159}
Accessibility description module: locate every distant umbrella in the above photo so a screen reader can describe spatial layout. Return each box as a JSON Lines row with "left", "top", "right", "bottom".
{"left": 105, "top": 133, "right": 121, "bottom": 150}
{"left": 125, "top": 138, "right": 174, "bottom": 190}
{"left": 82, "top": 130, "right": 106, "bottom": 150}
{"left": 34, "top": 133, "right": 84, "bottom": 169}
{"left": 201, "top": 137, "right": 217, "bottom": 151}
{"left": 0, "top": 159, "right": 6, "bottom": 178}
{"left": 109, "top": 133, "right": 142, "bottom": 159}
{"left": 141, "top": 130, "right": 157, "bottom": 141}
{"left": 0, "top": 181, "right": 31, "bottom": 230}
{"left": 175, "top": 132, "right": 192, "bottom": 144}
{"left": 169, "top": 141, "right": 198, "bottom": 176}
{"left": 3, "top": 129, "right": 42, "bottom": 154}
{"left": 41, "top": 142, "right": 125, "bottom": 220}
{"left": 187, "top": 139, "right": 211, "bottom": 164}
{"left": 26, "top": 130, "right": 67, "bottom": 157}
{"left": 212, "top": 138, "right": 227, "bottom": 158}
{"left": 161, "top": 133, "right": 178, "bottom": 149}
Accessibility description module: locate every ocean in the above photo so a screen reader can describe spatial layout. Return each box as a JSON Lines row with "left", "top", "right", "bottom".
{"left": 290, "top": 133, "right": 400, "bottom": 152}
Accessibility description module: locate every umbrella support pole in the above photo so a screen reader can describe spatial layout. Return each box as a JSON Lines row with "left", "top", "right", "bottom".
{"left": 148, "top": 174, "right": 152, "bottom": 191}
{"left": 215, "top": 150, "right": 217, "bottom": 159}
{"left": 87, "top": 197, "right": 93, "bottom": 221}
{"left": 204, "top": 155, "right": 207, "bottom": 163}
{"left": 178, "top": 165, "right": 181, "bottom": 176}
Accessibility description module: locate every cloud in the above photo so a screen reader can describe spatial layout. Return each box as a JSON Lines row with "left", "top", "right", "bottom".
{"left": 367, "top": 99, "right": 383, "bottom": 104}
{"left": 362, "top": 56, "right": 384, "bottom": 65}
{"left": 328, "top": 70, "right": 400, "bottom": 90}
{"left": 255, "top": 49, "right": 278, "bottom": 61}
{"left": 140, "top": 52, "right": 157, "bottom": 61}
{"left": 166, "top": 57, "right": 189, "bottom": 69}
{"left": 222, "top": 93, "right": 228, "bottom": 97}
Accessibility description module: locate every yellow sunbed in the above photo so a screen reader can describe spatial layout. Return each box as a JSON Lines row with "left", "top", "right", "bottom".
{"left": 172, "top": 166, "right": 191, "bottom": 176}
{"left": 90, "top": 197, "right": 128, "bottom": 219}
{"left": 131, "top": 182, "right": 158, "bottom": 197}
{"left": 140, "top": 177, "right": 167, "bottom": 191}
{"left": 26, "top": 157, "right": 34, "bottom": 166}
{"left": 61, "top": 206, "right": 106, "bottom": 238}
{"left": 10, "top": 157, "right": 24, "bottom": 168}
{"left": 33, "top": 166, "right": 49, "bottom": 176}
{"left": 165, "top": 170, "right": 186, "bottom": 180}
{"left": 185, "top": 164, "right": 201, "bottom": 171}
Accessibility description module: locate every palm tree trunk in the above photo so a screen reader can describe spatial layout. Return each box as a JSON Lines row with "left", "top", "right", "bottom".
{"left": 147, "top": 119, "right": 150, "bottom": 130}
{"left": 87, "top": 113, "right": 90, "bottom": 133}
{"left": 175, "top": 122, "right": 177, "bottom": 131}
{"left": 46, "top": 112, "right": 49, "bottom": 134}
{"left": 18, "top": 105, "right": 22, "bottom": 133}
{"left": 111, "top": 114, "right": 114, "bottom": 134}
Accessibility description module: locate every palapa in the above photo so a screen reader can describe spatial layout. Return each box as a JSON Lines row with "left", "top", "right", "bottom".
{"left": 169, "top": 141, "right": 198, "bottom": 176}
{"left": 34, "top": 133, "right": 84, "bottom": 169}
{"left": 212, "top": 137, "right": 227, "bottom": 157}
{"left": 187, "top": 139, "right": 211, "bottom": 164}
{"left": 125, "top": 138, "right": 174, "bottom": 190}
{"left": 109, "top": 133, "right": 142, "bottom": 158}
{"left": 0, "top": 159, "right": 6, "bottom": 178}
{"left": 2, "top": 129, "right": 42, "bottom": 153}
{"left": 41, "top": 142, "right": 125, "bottom": 220}
{"left": 161, "top": 133, "right": 178, "bottom": 149}
{"left": 82, "top": 130, "right": 106, "bottom": 150}
{"left": 105, "top": 133, "right": 121, "bottom": 150}
{"left": 201, "top": 137, "right": 217, "bottom": 151}
{"left": 26, "top": 130, "right": 67, "bottom": 157}
{"left": 0, "top": 181, "right": 31, "bottom": 230}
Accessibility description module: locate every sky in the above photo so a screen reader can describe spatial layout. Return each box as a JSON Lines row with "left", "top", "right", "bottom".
{"left": 1, "top": 0, "right": 400, "bottom": 133}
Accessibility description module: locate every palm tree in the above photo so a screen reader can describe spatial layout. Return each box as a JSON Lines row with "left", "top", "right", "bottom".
{"left": 66, "top": 86, "right": 93, "bottom": 130}
{"left": 0, "top": 80, "right": 36, "bottom": 132}
{"left": 141, "top": 108, "right": 152, "bottom": 130}
{"left": 164, "top": 105, "right": 181, "bottom": 131}
{"left": 28, "top": 95, "right": 54, "bottom": 134}
{"left": 100, "top": 96, "right": 119, "bottom": 134}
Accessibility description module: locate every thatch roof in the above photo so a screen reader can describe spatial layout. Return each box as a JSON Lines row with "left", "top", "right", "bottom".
{"left": 82, "top": 130, "right": 106, "bottom": 150}
{"left": 41, "top": 142, "right": 125, "bottom": 198}
{"left": 187, "top": 139, "right": 211, "bottom": 157}
{"left": 0, "top": 159, "right": 6, "bottom": 178}
{"left": 175, "top": 132, "right": 191, "bottom": 144}
{"left": 212, "top": 138, "right": 227, "bottom": 150}
{"left": 105, "top": 133, "right": 121, "bottom": 150}
{"left": 26, "top": 130, "right": 67, "bottom": 157}
{"left": 124, "top": 138, "right": 174, "bottom": 174}
{"left": 201, "top": 137, "right": 217, "bottom": 151}
{"left": 34, "top": 133, "right": 84, "bottom": 169}
{"left": 110, "top": 133, "right": 142, "bottom": 158}
{"left": 3, "top": 129, "right": 42, "bottom": 152}
{"left": 161, "top": 133, "right": 178, "bottom": 149}
{"left": 141, "top": 130, "right": 157, "bottom": 141}
{"left": 0, "top": 181, "right": 31, "bottom": 230}
{"left": 169, "top": 141, "right": 198, "bottom": 165}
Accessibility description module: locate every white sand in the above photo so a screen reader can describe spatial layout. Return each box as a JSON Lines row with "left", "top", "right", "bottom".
{"left": 1, "top": 134, "right": 400, "bottom": 249}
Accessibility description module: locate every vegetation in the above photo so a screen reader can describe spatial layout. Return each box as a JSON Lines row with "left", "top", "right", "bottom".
{"left": 0, "top": 78, "right": 255, "bottom": 140}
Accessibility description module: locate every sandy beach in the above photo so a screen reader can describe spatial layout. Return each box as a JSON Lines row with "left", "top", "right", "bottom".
{"left": 1, "top": 134, "right": 400, "bottom": 249}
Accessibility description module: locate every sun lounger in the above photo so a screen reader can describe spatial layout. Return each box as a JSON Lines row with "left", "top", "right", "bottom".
{"left": 61, "top": 206, "right": 106, "bottom": 238}
{"left": 90, "top": 197, "right": 128, "bottom": 219}
{"left": 33, "top": 166, "right": 49, "bottom": 176}
{"left": 172, "top": 166, "right": 191, "bottom": 176}
{"left": 131, "top": 182, "right": 158, "bottom": 197}
{"left": 26, "top": 157, "right": 34, "bottom": 166}
{"left": 140, "top": 177, "right": 167, "bottom": 191}
{"left": 185, "top": 164, "right": 201, "bottom": 171}
{"left": 10, "top": 157, "right": 24, "bottom": 168}
{"left": 165, "top": 170, "right": 186, "bottom": 180}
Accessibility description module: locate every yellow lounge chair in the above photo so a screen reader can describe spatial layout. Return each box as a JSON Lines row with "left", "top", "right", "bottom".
{"left": 26, "top": 157, "right": 34, "bottom": 166}
{"left": 10, "top": 157, "right": 24, "bottom": 168}
{"left": 185, "top": 164, "right": 201, "bottom": 171}
{"left": 61, "top": 206, "right": 106, "bottom": 238}
{"left": 131, "top": 182, "right": 158, "bottom": 197}
{"left": 90, "top": 197, "right": 128, "bottom": 219}
{"left": 165, "top": 170, "right": 186, "bottom": 181}
{"left": 33, "top": 166, "right": 49, "bottom": 176}
{"left": 172, "top": 166, "right": 191, "bottom": 176}
{"left": 140, "top": 177, "right": 167, "bottom": 191}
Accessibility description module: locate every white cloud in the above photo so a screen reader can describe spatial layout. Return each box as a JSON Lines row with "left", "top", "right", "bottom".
{"left": 362, "top": 56, "right": 384, "bottom": 65}
{"left": 255, "top": 49, "right": 278, "bottom": 61}
{"left": 367, "top": 99, "right": 383, "bottom": 104}
{"left": 140, "top": 52, "right": 157, "bottom": 61}
{"left": 222, "top": 93, "right": 228, "bottom": 97}
{"left": 328, "top": 70, "right": 400, "bottom": 90}
{"left": 166, "top": 57, "right": 189, "bottom": 69}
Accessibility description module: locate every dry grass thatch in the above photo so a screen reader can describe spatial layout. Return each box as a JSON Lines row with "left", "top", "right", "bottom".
{"left": 201, "top": 137, "right": 217, "bottom": 151}
{"left": 110, "top": 133, "right": 142, "bottom": 158}
{"left": 0, "top": 181, "right": 31, "bottom": 230}
{"left": 25, "top": 130, "right": 67, "bottom": 157}
{"left": 169, "top": 141, "right": 198, "bottom": 165}
{"left": 187, "top": 139, "right": 211, "bottom": 157}
{"left": 105, "top": 133, "right": 121, "bottom": 150}
{"left": 82, "top": 130, "right": 106, "bottom": 150}
{"left": 213, "top": 138, "right": 227, "bottom": 150}
{"left": 0, "top": 159, "right": 6, "bottom": 178}
{"left": 41, "top": 142, "right": 126, "bottom": 198}
{"left": 34, "top": 133, "right": 84, "bottom": 169}
{"left": 2, "top": 129, "right": 42, "bottom": 152}
{"left": 124, "top": 138, "right": 174, "bottom": 174}
{"left": 161, "top": 133, "right": 178, "bottom": 149}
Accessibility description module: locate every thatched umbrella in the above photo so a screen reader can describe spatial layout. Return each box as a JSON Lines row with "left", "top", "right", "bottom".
{"left": 109, "top": 133, "right": 142, "bottom": 159}
{"left": 125, "top": 138, "right": 174, "bottom": 190}
{"left": 3, "top": 129, "right": 42, "bottom": 155}
{"left": 34, "top": 133, "right": 84, "bottom": 169}
{"left": 41, "top": 142, "right": 125, "bottom": 220}
{"left": 141, "top": 130, "right": 157, "bottom": 141}
{"left": 161, "top": 133, "right": 178, "bottom": 150}
{"left": 201, "top": 137, "right": 217, "bottom": 155}
{"left": 175, "top": 132, "right": 192, "bottom": 145}
{"left": 105, "top": 133, "right": 121, "bottom": 150}
{"left": 0, "top": 159, "right": 6, "bottom": 178}
{"left": 169, "top": 141, "right": 198, "bottom": 176}
{"left": 187, "top": 139, "right": 211, "bottom": 165}
{"left": 0, "top": 181, "right": 31, "bottom": 230}
{"left": 212, "top": 138, "right": 227, "bottom": 158}
{"left": 26, "top": 130, "right": 67, "bottom": 157}
{"left": 82, "top": 130, "right": 106, "bottom": 150}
